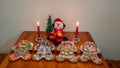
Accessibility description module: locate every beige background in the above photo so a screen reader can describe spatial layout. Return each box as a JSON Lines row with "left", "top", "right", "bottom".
{"left": 0, "top": 0, "right": 120, "bottom": 60}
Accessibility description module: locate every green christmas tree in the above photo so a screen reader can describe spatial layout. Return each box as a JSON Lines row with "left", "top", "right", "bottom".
{"left": 46, "top": 15, "right": 53, "bottom": 34}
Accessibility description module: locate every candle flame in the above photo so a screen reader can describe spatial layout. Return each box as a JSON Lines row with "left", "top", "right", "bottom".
{"left": 37, "top": 21, "right": 40, "bottom": 26}
{"left": 76, "top": 21, "right": 79, "bottom": 26}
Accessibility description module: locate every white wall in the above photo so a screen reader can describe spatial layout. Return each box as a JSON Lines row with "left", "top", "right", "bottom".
{"left": 0, "top": 0, "right": 120, "bottom": 60}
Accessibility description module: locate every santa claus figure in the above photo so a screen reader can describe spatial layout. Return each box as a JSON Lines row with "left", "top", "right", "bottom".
{"left": 53, "top": 18, "right": 65, "bottom": 33}
{"left": 48, "top": 18, "right": 66, "bottom": 44}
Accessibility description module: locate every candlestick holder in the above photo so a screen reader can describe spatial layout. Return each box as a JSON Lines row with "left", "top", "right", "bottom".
{"left": 72, "top": 35, "right": 80, "bottom": 43}
{"left": 35, "top": 35, "right": 43, "bottom": 43}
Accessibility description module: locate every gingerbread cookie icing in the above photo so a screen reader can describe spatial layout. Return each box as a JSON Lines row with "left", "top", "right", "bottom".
{"left": 32, "top": 40, "right": 55, "bottom": 61}
{"left": 79, "top": 41, "right": 102, "bottom": 64}
{"left": 55, "top": 41, "right": 79, "bottom": 62}
{"left": 9, "top": 40, "right": 33, "bottom": 61}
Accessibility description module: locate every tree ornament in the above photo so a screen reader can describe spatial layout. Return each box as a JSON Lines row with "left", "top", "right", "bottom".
{"left": 46, "top": 15, "right": 53, "bottom": 34}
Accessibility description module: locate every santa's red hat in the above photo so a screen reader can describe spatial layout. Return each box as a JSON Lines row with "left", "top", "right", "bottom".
{"left": 54, "top": 18, "right": 63, "bottom": 23}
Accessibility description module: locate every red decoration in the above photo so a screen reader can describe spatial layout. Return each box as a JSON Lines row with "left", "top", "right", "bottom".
{"left": 37, "top": 21, "right": 40, "bottom": 38}
{"left": 48, "top": 32, "right": 56, "bottom": 41}
{"left": 54, "top": 18, "right": 65, "bottom": 32}
{"left": 75, "top": 21, "right": 79, "bottom": 38}
{"left": 48, "top": 18, "right": 65, "bottom": 43}
{"left": 56, "top": 30, "right": 63, "bottom": 43}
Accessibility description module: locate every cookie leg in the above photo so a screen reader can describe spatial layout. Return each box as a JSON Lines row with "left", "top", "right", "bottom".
{"left": 55, "top": 55, "right": 65, "bottom": 62}
{"left": 93, "top": 58, "right": 102, "bottom": 64}
{"left": 24, "top": 53, "right": 32, "bottom": 60}
{"left": 45, "top": 54, "right": 54, "bottom": 60}
{"left": 32, "top": 54, "right": 42, "bottom": 61}
{"left": 69, "top": 56, "right": 79, "bottom": 63}
{"left": 90, "top": 55, "right": 102, "bottom": 64}
{"left": 9, "top": 54, "right": 18, "bottom": 61}
{"left": 79, "top": 55, "right": 89, "bottom": 62}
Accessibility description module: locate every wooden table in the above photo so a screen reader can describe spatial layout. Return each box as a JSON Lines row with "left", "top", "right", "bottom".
{"left": 0, "top": 31, "right": 109, "bottom": 68}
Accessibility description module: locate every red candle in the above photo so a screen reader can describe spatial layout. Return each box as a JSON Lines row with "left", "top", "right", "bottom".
{"left": 75, "top": 21, "right": 79, "bottom": 38}
{"left": 37, "top": 21, "right": 40, "bottom": 38}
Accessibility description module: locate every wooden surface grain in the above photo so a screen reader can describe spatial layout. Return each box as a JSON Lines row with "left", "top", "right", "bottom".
{"left": 0, "top": 31, "right": 109, "bottom": 68}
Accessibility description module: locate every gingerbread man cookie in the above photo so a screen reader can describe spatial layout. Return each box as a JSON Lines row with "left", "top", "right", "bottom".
{"left": 55, "top": 41, "right": 79, "bottom": 63}
{"left": 79, "top": 41, "right": 102, "bottom": 64}
{"left": 32, "top": 40, "right": 55, "bottom": 61}
{"left": 9, "top": 40, "right": 33, "bottom": 61}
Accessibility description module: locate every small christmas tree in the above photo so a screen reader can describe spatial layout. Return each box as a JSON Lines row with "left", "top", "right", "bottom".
{"left": 46, "top": 15, "right": 53, "bottom": 34}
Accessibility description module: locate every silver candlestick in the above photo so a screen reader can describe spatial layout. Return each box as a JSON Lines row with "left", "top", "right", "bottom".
{"left": 35, "top": 35, "right": 43, "bottom": 43}
{"left": 72, "top": 35, "right": 80, "bottom": 43}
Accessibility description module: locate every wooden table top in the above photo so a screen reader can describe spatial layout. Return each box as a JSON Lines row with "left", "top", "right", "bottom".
{"left": 0, "top": 31, "right": 109, "bottom": 68}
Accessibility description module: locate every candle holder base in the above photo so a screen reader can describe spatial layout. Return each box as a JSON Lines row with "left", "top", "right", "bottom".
{"left": 35, "top": 37, "right": 43, "bottom": 43}
{"left": 72, "top": 38, "right": 80, "bottom": 43}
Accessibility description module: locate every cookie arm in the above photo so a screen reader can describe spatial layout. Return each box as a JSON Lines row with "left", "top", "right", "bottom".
{"left": 29, "top": 42, "right": 34, "bottom": 50}
{"left": 34, "top": 44, "right": 40, "bottom": 50}
{"left": 50, "top": 44, "right": 55, "bottom": 50}
{"left": 11, "top": 46, "right": 17, "bottom": 51}
{"left": 73, "top": 45, "right": 78, "bottom": 52}
{"left": 80, "top": 45, "right": 84, "bottom": 52}
{"left": 97, "top": 48, "right": 101, "bottom": 54}
{"left": 57, "top": 44, "right": 61, "bottom": 51}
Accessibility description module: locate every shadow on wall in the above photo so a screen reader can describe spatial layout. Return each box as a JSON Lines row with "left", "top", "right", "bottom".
{"left": 0, "top": 35, "right": 19, "bottom": 54}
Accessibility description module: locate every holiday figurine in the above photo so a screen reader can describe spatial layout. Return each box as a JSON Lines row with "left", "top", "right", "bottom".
{"left": 55, "top": 30, "right": 64, "bottom": 43}
{"left": 53, "top": 18, "right": 65, "bottom": 32}
{"left": 9, "top": 40, "right": 33, "bottom": 61}
{"left": 55, "top": 41, "right": 79, "bottom": 63}
{"left": 48, "top": 32, "right": 56, "bottom": 41}
{"left": 48, "top": 18, "right": 66, "bottom": 44}
{"left": 79, "top": 41, "right": 102, "bottom": 64}
{"left": 32, "top": 40, "right": 55, "bottom": 61}
{"left": 46, "top": 15, "right": 54, "bottom": 34}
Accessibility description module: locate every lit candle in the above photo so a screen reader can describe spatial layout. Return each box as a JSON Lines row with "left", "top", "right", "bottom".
{"left": 37, "top": 21, "right": 40, "bottom": 38}
{"left": 75, "top": 21, "right": 79, "bottom": 38}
